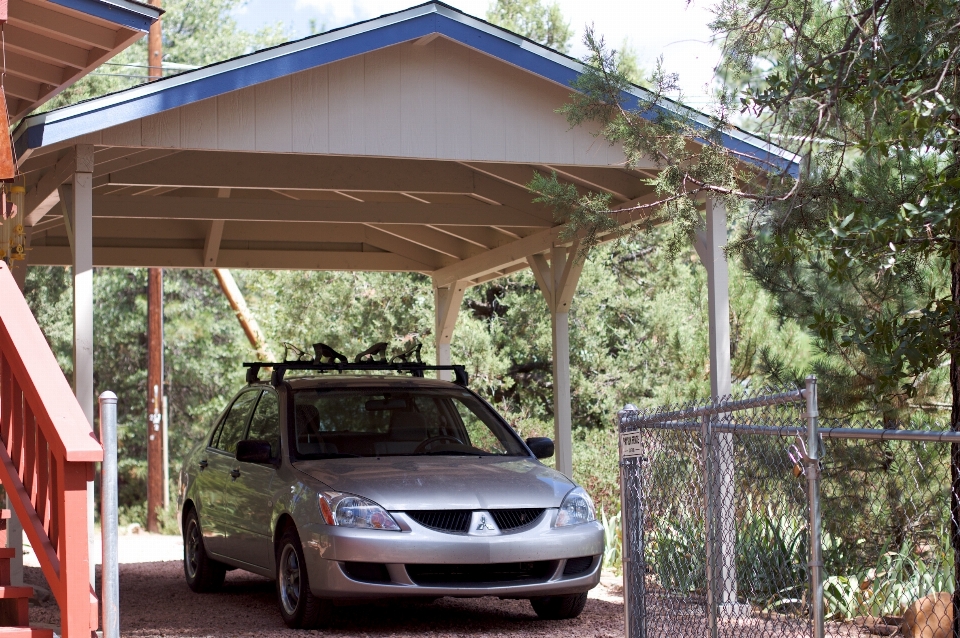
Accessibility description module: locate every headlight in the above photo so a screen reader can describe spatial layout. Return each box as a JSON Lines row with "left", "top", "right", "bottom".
{"left": 555, "top": 487, "right": 596, "bottom": 527}
{"left": 318, "top": 491, "right": 400, "bottom": 531}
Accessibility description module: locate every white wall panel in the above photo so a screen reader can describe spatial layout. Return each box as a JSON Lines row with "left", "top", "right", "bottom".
{"left": 217, "top": 86, "right": 256, "bottom": 151}
{"left": 181, "top": 97, "right": 218, "bottom": 150}
{"left": 256, "top": 76, "right": 292, "bottom": 152}
{"left": 400, "top": 41, "right": 436, "bottom": 159}
{"left": 59, "top": 41, "right": 628, "bottom": 166}
{"left": 328, "top": 56, "right": 365, "bottom": 155}
{"left": 291, "top": 66, "right": 329, "bottom": 154}
{"left": 364, "top": 48, "right": 402, "bottom": 157}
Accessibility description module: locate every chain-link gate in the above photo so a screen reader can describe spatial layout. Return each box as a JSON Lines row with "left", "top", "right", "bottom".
{"left": 618, "top": 376, "right": 960, "bottom": 638}
{"left": 619, "top": 379, "right": 818, "bottom": 638}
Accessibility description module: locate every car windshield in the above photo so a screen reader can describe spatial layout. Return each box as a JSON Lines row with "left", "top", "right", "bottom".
{"left": 291, "top": 388, "right": 528, "bottom": 458}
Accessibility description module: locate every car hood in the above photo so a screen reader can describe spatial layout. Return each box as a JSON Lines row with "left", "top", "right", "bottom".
{"left": 292, "top": 456, "right": 575, "bottom": 511}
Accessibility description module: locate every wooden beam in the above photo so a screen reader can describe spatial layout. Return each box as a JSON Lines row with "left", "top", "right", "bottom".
{"left": 104, "top": 152, "right": 479, "bottom": 192}
{"left": 432, "top": 225, "right": 565, "bottom": 287}
{"left": 93, "top": 149, "right": 181, "bottom": 177}
{"left": 369, "top": 224, "right": 483, "bottom": 260}
{"left": 2, "top": 50, "right": 64, "bottom": 86}
{"left": 9, "top": 0, "right": 117, "bottom": 50}
{"left": 2, "top": 74, "right": 42, "bottom": 102}
{"left": 24, "top": 147, "right": 86, "bottom": 225}
{"left": 27, "top": 247, "right": 432, "bottom": 271}
{"left": 4, "top": 24, "right": 90, "bottom": 69}
{"left": 361, "top": 225, "right": 451, "bottom": 269}
{"left": 539, "top": 165, "right": 644, "bottom": 202}
{"left": 82, "top": 195, "right": 553, "bottom": 227}
{"left": 203, "top": 220, "right": 224, "bottom": 268}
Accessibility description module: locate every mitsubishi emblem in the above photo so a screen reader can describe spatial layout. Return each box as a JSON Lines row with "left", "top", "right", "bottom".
{"left": 468, "top": 511, "right": 500, "bottom": 536}
{"left": 476, "top": 515, "right": 495, "bottom": 532}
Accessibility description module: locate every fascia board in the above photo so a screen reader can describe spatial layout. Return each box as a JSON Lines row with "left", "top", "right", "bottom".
{"left": 47, "top": 0, "right": 162, "bottom": 32}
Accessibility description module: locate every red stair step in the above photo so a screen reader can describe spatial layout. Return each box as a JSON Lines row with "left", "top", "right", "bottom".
{"left": 0, "top": 628, "right": 54, "bottom": 638}
{"left": 0, "top": 512, "right": 9, "bottom": 521}
{"left": 0, "top": 549, "right": 16, "bottom": 560}
{"left": 0, "top": 588, "right": 31, "bottom": 601}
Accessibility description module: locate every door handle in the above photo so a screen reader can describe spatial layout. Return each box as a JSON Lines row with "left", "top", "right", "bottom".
{"left": 230, "top": 468, "right": 241, "bottom": 480}
{"left": 198, "top": 459, "right": 208, "bottom": 471}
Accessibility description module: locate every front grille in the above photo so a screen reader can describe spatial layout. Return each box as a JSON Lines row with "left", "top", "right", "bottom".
{"left": 406, "top": 561, "right": 554, "bottom": 586}
{"left": 342, "top": 562, "right": 390, "bottom": 583}
{"left": 407, "top": 510, "right": 472, "bottom": 533}
{"left": 491, "top": 508, "right": 545, "bottom": 531}
{"left": 407, "top": 508, "right": 546, "bottom": 534}
{"left": 563, "top": 555, "right": 595, "bottom": 576}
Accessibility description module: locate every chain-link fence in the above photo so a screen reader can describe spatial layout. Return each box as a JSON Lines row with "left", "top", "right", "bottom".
{"left": 618, "top": 377, "right": 960, "bottom": 638}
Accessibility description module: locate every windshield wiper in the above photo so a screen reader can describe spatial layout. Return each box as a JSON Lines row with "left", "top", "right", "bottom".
{"left": 412, "top": 450, "right": 487, "bottom": 456}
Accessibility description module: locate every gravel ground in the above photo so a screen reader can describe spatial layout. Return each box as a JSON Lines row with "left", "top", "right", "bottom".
{"left": 23, "top": 553, "right": 625, "bottom": 638}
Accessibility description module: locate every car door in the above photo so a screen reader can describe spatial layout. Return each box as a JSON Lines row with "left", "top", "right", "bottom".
{"left": 197, "top": 389, "right": 260, "bottom": 557}
{"left": 224, "top": 389, "right": 281, "bottom": 569}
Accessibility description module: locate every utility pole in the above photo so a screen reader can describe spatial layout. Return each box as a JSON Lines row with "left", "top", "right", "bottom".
{"left": 146, "top": 1, "right": 164, "bottom": 533}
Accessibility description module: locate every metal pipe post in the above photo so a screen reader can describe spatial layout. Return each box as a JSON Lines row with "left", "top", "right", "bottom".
{"left": 701, "top": 415, "right": 718, "bottom": 638}
{"left": 804, "top": 376, "right": 824, "bottom": 638}
{"left": 99, "top": 391, "right": 119, "bottom": 638}
{"left": 618, "top": 418, "right": 632, "bottom": 638}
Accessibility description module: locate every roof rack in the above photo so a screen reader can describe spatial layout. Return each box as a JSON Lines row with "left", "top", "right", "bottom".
{"left": 244, "top": 340, "right": 469, "bottom": 387}
{"left": 243, "top": 361, "right": 469, "bottom": 387}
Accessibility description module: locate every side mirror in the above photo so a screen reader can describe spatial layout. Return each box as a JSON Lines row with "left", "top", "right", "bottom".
{"left": 525, "top": 437, "right": 554, "bottom": 460}
{"left": 236, "top": 440, "right": 275, "bottom": 465}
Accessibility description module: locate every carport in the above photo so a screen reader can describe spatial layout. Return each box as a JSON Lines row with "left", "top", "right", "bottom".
{"left": 11, "top": 2, "right": 795, "bottom": 480}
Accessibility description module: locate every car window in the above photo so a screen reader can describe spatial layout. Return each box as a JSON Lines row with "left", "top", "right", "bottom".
{"left": 291, "top": 388, "right": 527, "bottom": 458}
{"left": 246, "top": 391, "right": 280, "bottom": 458}
{"left": 213, "top": 390, "right": 260, "bottom": 454}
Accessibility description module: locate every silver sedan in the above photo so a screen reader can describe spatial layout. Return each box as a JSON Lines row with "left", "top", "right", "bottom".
{"left": 178, "top": 375, "right": 603, "bottom": 628}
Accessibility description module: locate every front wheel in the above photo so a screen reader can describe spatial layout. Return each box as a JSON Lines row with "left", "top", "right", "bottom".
{"left": 276, "top": 526, "right": 333, "bottom": 628}
{"left": 183, "top": 508, "right": 226, "bottom": 592}
{"left": 530, "top": 592, "right": 588, "bottom": 620}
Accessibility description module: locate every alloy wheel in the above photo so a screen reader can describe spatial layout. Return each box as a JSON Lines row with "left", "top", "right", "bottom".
{"left": 185, "top": 520, "right": 200, "bottom": 579}
{"left": 278, "top": 544, "right": 301, "bottom": 616}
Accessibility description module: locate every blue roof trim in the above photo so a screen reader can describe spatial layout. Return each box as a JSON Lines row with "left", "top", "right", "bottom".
{"left": 47, "top": 0, "right": 160, "bottom": 32}
{"left": 15, "top": 2, "right": 798, "bottom": 176}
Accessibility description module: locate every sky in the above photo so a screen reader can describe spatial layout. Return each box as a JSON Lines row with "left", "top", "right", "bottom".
{"left": 231, "top": 0, "right": 722, "bottom": 104}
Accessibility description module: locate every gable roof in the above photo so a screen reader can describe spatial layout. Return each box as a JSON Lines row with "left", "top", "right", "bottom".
{"left": 6, "top": 0, "right": 162, "bottom": 121}
{"left": 13, "top": 1, "right": 797, "bottom": 175}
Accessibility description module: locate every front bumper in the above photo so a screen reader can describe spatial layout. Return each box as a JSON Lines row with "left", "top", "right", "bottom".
{"left": 299, "top": 510, "right": 604, "bottom": 599}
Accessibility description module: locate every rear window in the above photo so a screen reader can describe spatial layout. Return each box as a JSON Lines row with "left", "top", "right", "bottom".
{"left": 291, "top": 388, "right": 527, "bottom": 459}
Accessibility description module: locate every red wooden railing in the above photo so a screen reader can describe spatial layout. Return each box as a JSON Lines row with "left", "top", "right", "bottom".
{"left": 0, "top": 261, "right": 102, "bottom": 637}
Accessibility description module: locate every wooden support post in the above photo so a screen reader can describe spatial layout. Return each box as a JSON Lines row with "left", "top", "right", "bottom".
{"left": 69, "top": 145, "right": 96, "bottom": 589}
{"left": 433, "top": 280, "right": 467, "bottom": 380}
{"left": 697, "top": 196, "right": 740, "bottom": 612}
{"left": 527, "top": 242, "right": 584, "bottom": 477}
{"left": 5, "top": 225, "right": 28, "bottom": 586}
{"left": 146, "top": 268, "right": 163, "bottom": 533}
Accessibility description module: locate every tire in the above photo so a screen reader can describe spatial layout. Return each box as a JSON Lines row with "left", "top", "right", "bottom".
{"left": 275, "top": 526, "right": 333, "bottom": 629}
{"left": 183, "top": 508, "right": 226, "bottom": 593}
{"left": 530, "top": 592, "right": 588, "bottom": 620}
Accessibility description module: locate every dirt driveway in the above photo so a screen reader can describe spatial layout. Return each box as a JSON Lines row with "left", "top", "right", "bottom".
{"left": 25, "top": 561, "right": 625, "bottom": 638}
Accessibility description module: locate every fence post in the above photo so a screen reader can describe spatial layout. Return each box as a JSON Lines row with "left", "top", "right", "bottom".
{"left": 99, "top": 391, "right": 119, "bottom": 638}
{"left": 618, "top": 405, "right": 645, "bottom": 638}
{"left": 701, "top": 414, "right": 718, "bottom": 637}
{"left": 804, "top": 376, "right": 824, "bottom": 638}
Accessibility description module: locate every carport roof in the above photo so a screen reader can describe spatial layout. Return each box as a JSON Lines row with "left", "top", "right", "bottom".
{"left": 4, "top": 0, "right": 162, "bottom": 122}
{"left": 13, "top": 1, "right": 797, "bottom": 175}
{"left": 13, "top": 1, "right": 796, "bottom": 284}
